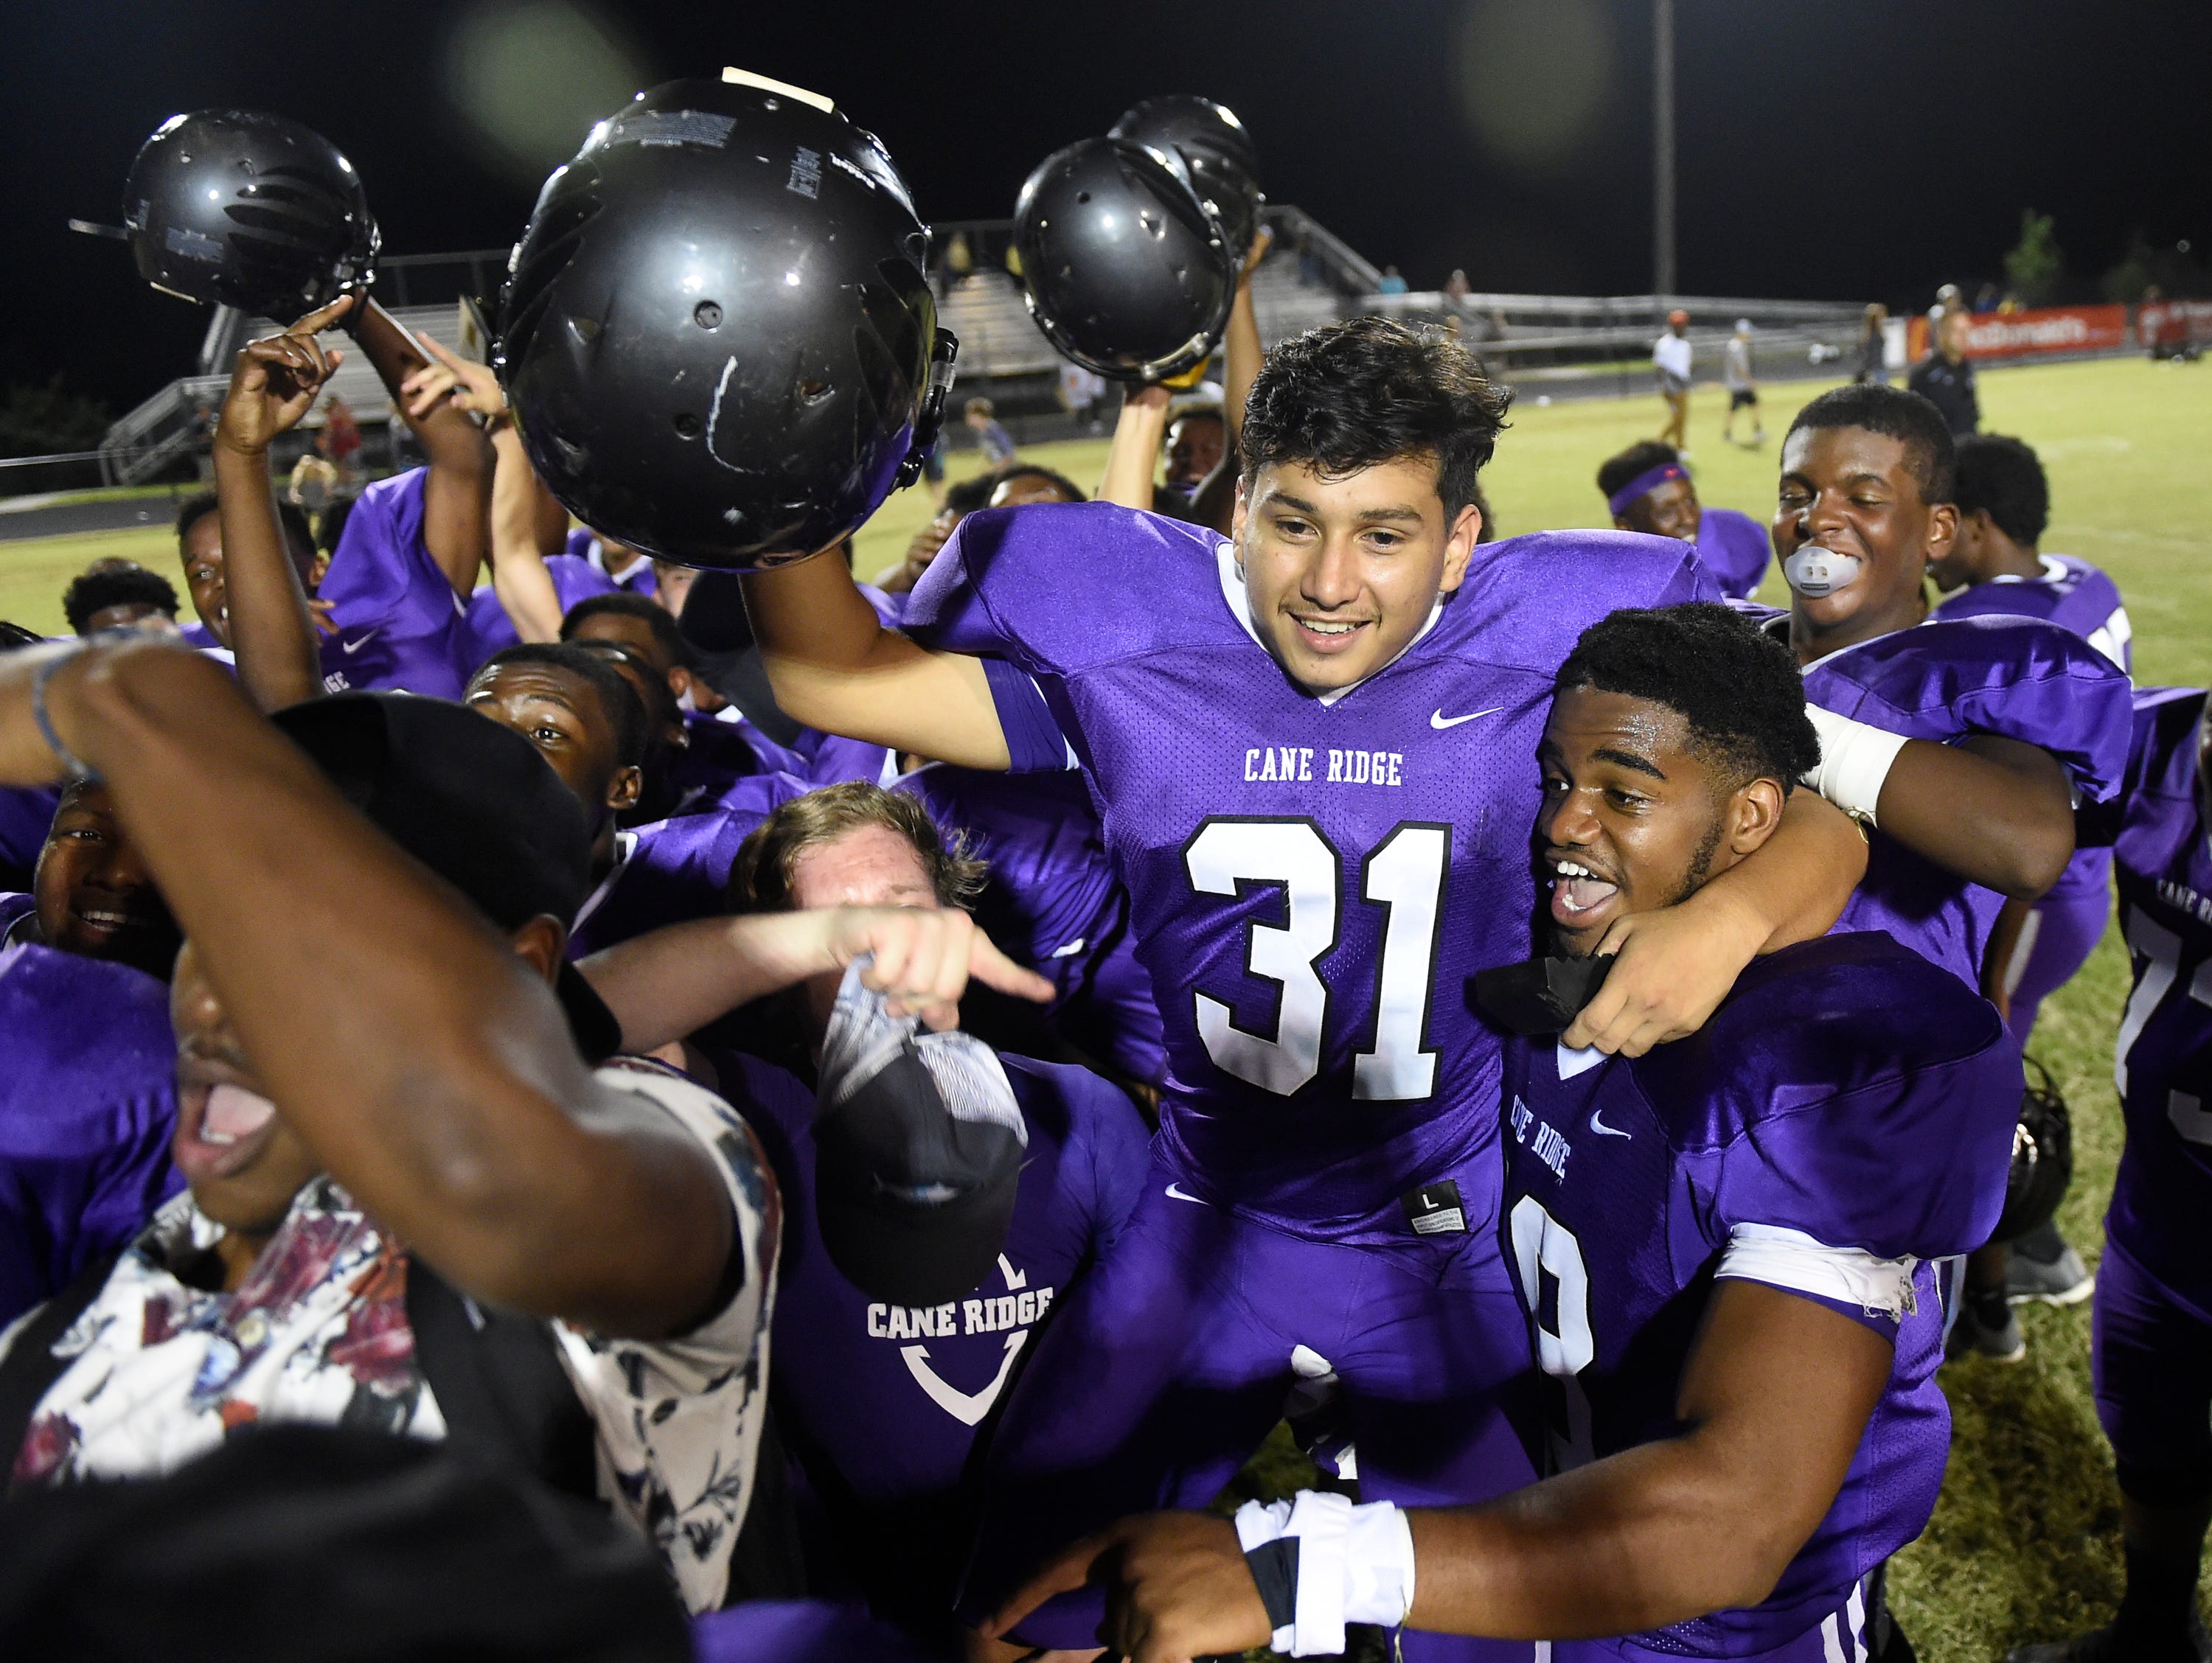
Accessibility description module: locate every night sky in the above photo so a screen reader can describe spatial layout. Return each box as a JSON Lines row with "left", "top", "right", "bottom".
{"left": 4, "top": 0, "right": 2205, "bottom": 413}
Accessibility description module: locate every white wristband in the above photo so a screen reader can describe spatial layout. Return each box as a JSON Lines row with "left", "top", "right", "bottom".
{"left": 1235, "top": 1492, "right": 1416, "bottom": 1656}
{"left": 1801, "top": 705, "right": 1910, "bottom": 827}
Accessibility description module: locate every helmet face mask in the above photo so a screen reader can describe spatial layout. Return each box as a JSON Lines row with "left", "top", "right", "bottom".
{"left": 497, "top": 79, "right": 950, "bottom": 571}
{"left": 123, "top": 111, "right": 378, "bottom": 318}
{"left": 1012, "top": 137, "right": 1236, "bottom": 383}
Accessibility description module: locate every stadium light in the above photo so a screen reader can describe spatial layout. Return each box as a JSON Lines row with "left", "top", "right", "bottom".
{"left": 1653, "top": 0, "right": 1675, "bottom": 302}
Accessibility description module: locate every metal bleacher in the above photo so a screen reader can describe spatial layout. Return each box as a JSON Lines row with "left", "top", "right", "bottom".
{"left": 97, "top": 212, "right": 1871, "bottom": 482}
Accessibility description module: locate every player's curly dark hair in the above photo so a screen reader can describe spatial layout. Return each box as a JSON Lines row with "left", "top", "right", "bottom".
{"left": 1554, "top": 602, "right": 1818, "bottom": 794}
{"left": 62, "top": 562, "right": 180, "bottom": 635}
{"left": 1596, "top": 440, "right": 1683, "bottom": 503}
{"left": 1784, "top": 384, "right": 1956, "bottom": 504}
{"left": 473, "top": 642, "right": 650, "bottom": 770}
{"left": 561, "top": 591, "right": 692, "bottom": 669}
{"left": 1952, "top": 433, "right": 2049, "bottom": 548}
{"left": 1240, "top": 315, "right": 1510, "bottom": 520}
{"left": 729, "top": 781, "right": 987, "bottom": 915}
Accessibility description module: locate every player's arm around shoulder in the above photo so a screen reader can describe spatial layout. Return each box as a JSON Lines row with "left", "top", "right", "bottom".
{"left": 1563, "top": 789, "right": 1866, "bottom": 1058}
{"left": 742, "top": 545, "right": 1012, "bottom": 770}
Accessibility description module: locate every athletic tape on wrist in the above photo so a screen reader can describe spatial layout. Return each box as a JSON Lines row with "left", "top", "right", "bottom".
{"left": 1801, "top": 705, "right": 1908, "bottom": 827}
{"left": 1235, "top": 1492, "right": 1416, "bottom": 1656}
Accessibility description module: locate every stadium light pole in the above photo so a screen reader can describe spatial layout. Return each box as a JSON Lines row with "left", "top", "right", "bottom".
{"left": 1653, "top": 0, "right": 1677, "bottom": 304}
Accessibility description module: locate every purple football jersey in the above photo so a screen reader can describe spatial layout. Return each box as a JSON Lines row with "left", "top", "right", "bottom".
{"left": 461, "top": 554, "right": 617, "bottom": 668}
{"left": 0, "top": 927, "right": 185, "bottom": 1324}
{"left": 667, "top": 714, "right": 815, "bottom": 818}
{"left": 905, "top": 503, "right": 1717, "bottom": 1242}
{"left": 565, "top": 529, "right": 658, "bottom": 596}
{"left": 1694, "top": 506, "right": 1772, "bottom": 600}
{"left": 0, "top": 789, "right": 56, "bottom": 892}
{"left": 567, "top": 778, "right": 811, "bottom": 959}
{"left": 1745, "top": 610, "right": 2132, "bottom": 990}
{"left": 1933, "top": 554, "right": 2132, "bottom": 913}
{"left": 897, "top": 764, "right": 1166, "bottom": 1086}
{"left": 315, "top": 468, "right": 474, "bottom": 699}
{"left": 1500, "top": 932, "right": 2018, "bottom": 1654}
{"left": 2084, "top": 686, "right": 2212, "bottom": 1311}
{"left": 712, "top": 1047, "right": 1149, "bottom": 1634}
{"left": 178, "top": 618, "right": 375, "bottom": 697}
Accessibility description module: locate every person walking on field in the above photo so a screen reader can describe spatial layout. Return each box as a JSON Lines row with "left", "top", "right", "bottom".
{"left": 1654, "top": 308, "right": 1693, "bottom": 451}
{"left": 1721, "top": 318, "right": 1765, "bottom": 447}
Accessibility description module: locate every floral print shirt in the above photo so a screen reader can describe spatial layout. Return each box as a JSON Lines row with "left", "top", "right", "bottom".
{"left": 2, "top": 1059, "right": 778, "bottom": 1614}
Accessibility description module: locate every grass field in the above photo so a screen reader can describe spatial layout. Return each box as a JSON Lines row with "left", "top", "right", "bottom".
{"left": 3, "top": 357, "right": 2208, "bottom": 1659}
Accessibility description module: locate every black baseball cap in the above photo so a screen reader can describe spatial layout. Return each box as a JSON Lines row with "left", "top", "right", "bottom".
{"left": 271, "top": 693, "right": 622, "bottom": 1063}
{"left": 671, "top": 571, "right": 805, "bottom": 747}
{"left": 812, "top": 969, "right": 1026, "bottom": 1309}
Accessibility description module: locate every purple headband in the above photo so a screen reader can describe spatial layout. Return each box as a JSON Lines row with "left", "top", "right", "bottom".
{"left": 1607, "top": 462, "right": 1689, "bottom": 517}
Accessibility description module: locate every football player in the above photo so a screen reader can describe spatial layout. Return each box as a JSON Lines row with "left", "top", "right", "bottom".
{"left": 2011, "top": 686, "right": 2212, "bottom": 1663}
{"left": 739, "top": 315, "right": 1867, "bottom": 1654}
{"left": 982, "top": 602, "right": 2019, "bottom": 1663}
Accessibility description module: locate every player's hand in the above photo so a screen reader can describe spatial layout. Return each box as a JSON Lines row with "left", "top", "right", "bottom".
{"left": 982, "top": 1512, "right": 1273, "bottom": 1663}
{"left": 1562, "top": 884, "right": 1767, "bottom": 1057}
{"left": 215, "top": 294, "right": 355, "bottom": 458}
{"left": 822, "top": 906, "right": 1054, "bottom": 1030}
{"left": 400, "top": 332, "right": 507, "bottom": 424}
{"left": 308, "top": 597, "right": 340, "bottom": 639}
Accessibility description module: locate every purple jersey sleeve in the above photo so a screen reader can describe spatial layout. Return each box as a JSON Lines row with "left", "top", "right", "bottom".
{"left": 1693, "top": 507, "right": 1772, "bottom": 600}
{"left": 0, "top": 944, "right": 184, "bottom": 1324}
{"left": 461, "top": 554, "right": 617, "bottom": 669}
{"left": 316, "top": 468, "right": 474, "bottom": 699}
{"left": 1807, "top": 615, "right": 2131, "bottom": 803}
{"left": 566, "top": 780, "right": 810, "bottom": 958}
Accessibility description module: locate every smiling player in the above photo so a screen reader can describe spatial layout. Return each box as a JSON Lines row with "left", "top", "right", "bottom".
{"left": 740, "top": 315, "right": 1866, "bottom": 1656}
{"left": 983, "top": 604, "right": 2019, "bottom": 1663}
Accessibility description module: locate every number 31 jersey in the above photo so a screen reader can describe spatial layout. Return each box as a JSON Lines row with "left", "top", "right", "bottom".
{"left": 905, "top": 502, "right": 1714, "bottom": 1242}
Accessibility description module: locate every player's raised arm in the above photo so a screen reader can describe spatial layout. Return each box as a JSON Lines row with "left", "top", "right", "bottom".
{"left": 403, "top": 334, "right": 565, "bottom": 645}
{"left": 209, "top": 295, "right": 356, "bottom": 711}
{"left": 741, "top": 552, "right": 1012, "bottom": 770}
{"left": 345, "top": 296, "right": 493, "bottom": 596}
{"left": 1562, "top": 786, "right": 1865, "bottom": 1055}
{"left": 1097, "top": 385, "right": 1172, "bottom": 509}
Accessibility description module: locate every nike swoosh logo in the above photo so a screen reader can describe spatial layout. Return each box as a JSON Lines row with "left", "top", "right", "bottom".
{"left": 339, "top": 630, "right": 380, "bottom": 656}
{"left": 1590, "top": 1108, "right": 1631, "bottom": 1138}
{"left": 1165, "top": 1182, "right": 1206, "bottom": 1205}
{"left": 1431, "top": 706, "right": 1505, "bottom": 729}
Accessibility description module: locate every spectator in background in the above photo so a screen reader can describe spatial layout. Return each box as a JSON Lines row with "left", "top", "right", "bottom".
{"left": 1374, "top": 263, "right": 1410, "bottom": 295}
{"left": 1910, "top": 309, "right": 1981, "bottom": 436}
{"left": 1721, "top": 318, "right": 1765, "bottom": 447}
{"left": 1653, "top": 307, "right": 1693, "bottom": 450}
{"left": 944, "top": 231, "right": 975, "bottom": 285}
{"left": 321, "top": 394, "right": 361, "bottom": 481}
{"left": 1443, "top": 268, "right": 1472, "bottom": 304}
{"left": 1598, "top": 440, "right": 1772, "bottom": 600}
{"left": 963, "top": 398, "right": 1017, "bottom": 467}
{"left": 287, "top": 434, "right": 341, "bottom": 534}
{"left": 1056, "top": 360, "right": 1108, "bottom": 434}
{"left": 61, "top": 565, "right": 181, "bottom": 637}
{"left": 1856, "top": 302, "right": 1892, "bottom": 386}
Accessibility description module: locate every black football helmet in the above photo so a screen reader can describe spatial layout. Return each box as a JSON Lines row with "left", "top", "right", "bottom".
{"left": 496, "top": 76, "right": 956, "bottom": 570}
{"left": 122, "top": 111, "right": 377, "bottom": 318}
{"left": 1110, "top": 95, "right": 1265, "bottom": 257}
{"left": 1012, "top": 137, "right": 1234, "bottom": 383}
{"left": 1992, "top": 1059, "right": 2074, "bottom": 1245}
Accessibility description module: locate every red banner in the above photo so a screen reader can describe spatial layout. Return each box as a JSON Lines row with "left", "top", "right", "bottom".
{"left": 1907, "top": 304, "right": 2133, "bottom": 361}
